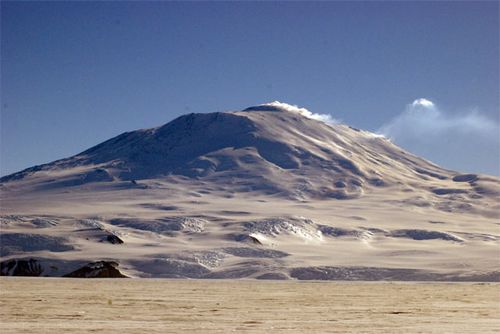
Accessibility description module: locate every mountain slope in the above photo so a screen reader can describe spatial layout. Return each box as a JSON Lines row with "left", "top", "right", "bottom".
{"left": 1, "top": 102, "right": 499, "bottom": 280}
{"left": 1, "top": 102, "right": 487, "bottom": 199}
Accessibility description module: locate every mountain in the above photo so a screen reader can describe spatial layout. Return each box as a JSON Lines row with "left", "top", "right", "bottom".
{"left": 1, "top": 102, "right": 499, "bottom": 280}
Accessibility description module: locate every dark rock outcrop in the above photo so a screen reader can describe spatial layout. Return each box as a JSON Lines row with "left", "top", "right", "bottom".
{"left": 0, "top": 258, "right": 43, "bottom": 276}
{"left": 63, "top": 261, "right": 128, "bottom": 278}
{"left": 104, "top": 234, "right": 124, "bottom": 244}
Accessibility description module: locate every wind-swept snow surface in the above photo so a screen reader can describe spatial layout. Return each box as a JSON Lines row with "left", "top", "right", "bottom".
{"left": 1, "top": 102, "right": 499, "bottom": 280}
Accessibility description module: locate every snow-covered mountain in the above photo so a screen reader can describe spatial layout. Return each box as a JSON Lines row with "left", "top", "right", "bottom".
{"left": 1, "top": 102, "right": 499, "bottom": 280}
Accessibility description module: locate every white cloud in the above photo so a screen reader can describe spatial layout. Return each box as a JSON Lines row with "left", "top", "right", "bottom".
{"left": 378, "top": 98, "right": 500, "bottom": 175}
{"left": 262, "top": 101, "right": 339, "bottom": 124}
{"left": 411, "top": 98, "right": 435, "bottom": 108}
{"left": 379, "top": 98, "right": 497, "bottom": 139}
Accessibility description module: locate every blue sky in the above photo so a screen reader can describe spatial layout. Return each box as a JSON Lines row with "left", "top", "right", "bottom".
{"left": 1, "top": 1, "right": 498, "bottom": 175}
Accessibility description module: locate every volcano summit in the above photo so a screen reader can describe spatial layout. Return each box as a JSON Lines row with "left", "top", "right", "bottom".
{"left": 1, "top": 102, "right": 499, "bottom": 280}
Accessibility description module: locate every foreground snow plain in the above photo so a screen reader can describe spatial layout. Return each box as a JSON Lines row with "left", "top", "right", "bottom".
{"left": 1, "top": 278, "right": 499, "bottom": 333}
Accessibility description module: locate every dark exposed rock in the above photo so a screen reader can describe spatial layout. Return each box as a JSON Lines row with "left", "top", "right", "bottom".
{"left": 234, "top": 234, "right": 263, "bottom": 245}
{"left": 0, "top": 258, "right": 43, "bottom": 276}
{"left": 63, "top": 261, "right": 128, "bottom": 278}
{"left": 104, "top": 234, "right": 124, "bottom": 244}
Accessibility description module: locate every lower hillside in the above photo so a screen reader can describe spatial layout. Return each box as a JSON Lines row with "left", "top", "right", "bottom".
{"left": 1, "top": 184, "right": 499, "bottom": 280}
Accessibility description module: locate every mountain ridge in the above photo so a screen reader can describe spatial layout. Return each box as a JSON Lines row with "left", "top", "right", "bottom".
{"left": 0, "top": 102, "right": 468, "bottom": 200}
{"left": 1, "top": 102, "right": 499, "bottom": 279}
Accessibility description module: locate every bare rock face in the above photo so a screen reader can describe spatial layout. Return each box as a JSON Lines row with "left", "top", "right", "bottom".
{"left": 0, "top": 258, "right": 43, "bottom": 276}
{"left": 63, "top": 261, "right": 128, "bottom": 278}
{"left": 104, "top": 234, "right": 124, "bottom": 244}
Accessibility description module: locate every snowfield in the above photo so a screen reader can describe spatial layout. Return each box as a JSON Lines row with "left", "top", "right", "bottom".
{"left": 1, "top": 102, "right": 499, "bottom": 280}
{"left": 1, "top": 278, "right": 499, "bottom": 333}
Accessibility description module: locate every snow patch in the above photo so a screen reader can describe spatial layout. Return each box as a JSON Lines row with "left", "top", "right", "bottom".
{"left": 243, "top": 217, "right": 323, "bottom": 242}
{"left": 77, "top": 219, "right": 104, "bottom": 229}
{"left": 108, "top": 216, "right": 207, "bottom": 235}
